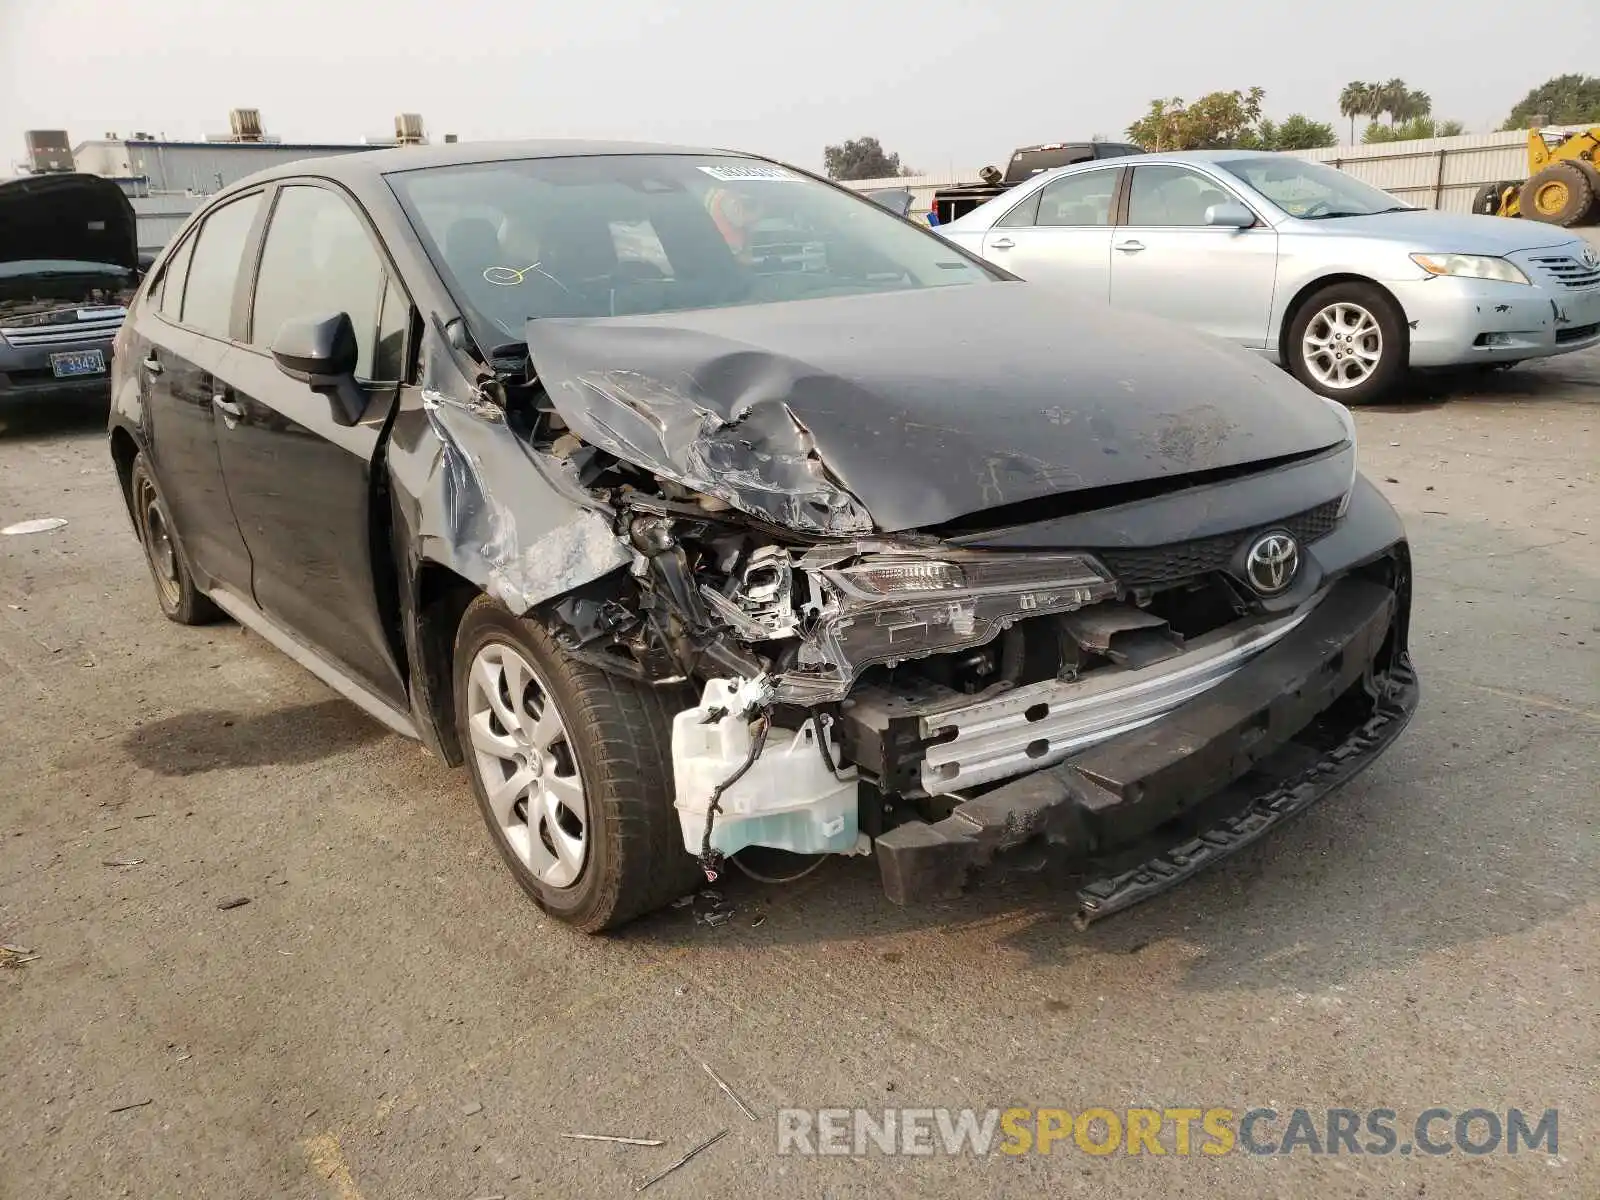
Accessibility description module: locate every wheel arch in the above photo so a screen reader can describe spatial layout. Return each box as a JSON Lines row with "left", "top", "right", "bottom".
{"left": 407, "top": 558, "right": 483, "bottom": 767}
{"left": 1278, "top": 274, "right": 1409, "bottom": 368}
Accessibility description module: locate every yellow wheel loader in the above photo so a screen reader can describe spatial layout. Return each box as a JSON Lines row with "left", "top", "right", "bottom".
{"left": 1472, "top": 127, "right": 1600, "bottom": 226}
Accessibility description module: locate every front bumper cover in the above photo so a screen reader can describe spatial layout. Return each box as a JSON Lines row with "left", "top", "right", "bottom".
{"left": 874, "top": 573, "right": 1417, "bottom": 920}
{"left": 1391, "top": 274, "right": 1600, "bottom": 367}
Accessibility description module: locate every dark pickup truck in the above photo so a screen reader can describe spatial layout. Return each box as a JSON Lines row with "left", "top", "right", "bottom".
{"left": 930, "top": 141, "right": 1145, "bottom": 225}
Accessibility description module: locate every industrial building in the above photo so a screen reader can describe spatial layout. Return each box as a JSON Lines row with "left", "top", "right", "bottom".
{"left": 17, "top": 110, "right": 453, "bottom": 255}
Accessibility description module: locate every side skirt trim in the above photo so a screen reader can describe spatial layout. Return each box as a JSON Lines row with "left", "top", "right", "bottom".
{"left": 206, "top": 586, "right": 420, "bottom": 740}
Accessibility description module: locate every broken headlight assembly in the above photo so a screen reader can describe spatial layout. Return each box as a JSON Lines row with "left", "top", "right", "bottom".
{"left": 1320, "top": 396, "right": 1359, "bottom": 516}
{"left": 774, "top": 549, "right": 1118, "bottom": 703}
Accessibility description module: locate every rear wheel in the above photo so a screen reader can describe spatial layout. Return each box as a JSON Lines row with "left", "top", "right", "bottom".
{"left": 1519, "top": 162, "right": 1595, "bottom": 226}
{"left": 452, "top": 597, "right": 699, "bottom": 932}
{"left": 1287, "top": 282, "right": 1405, "bottom": 405}
{"left": 1471, "top": 181, "right": 1516, "bottom": 216}
{"left": 130, "top": 451, "right": 220, "bottom": 625}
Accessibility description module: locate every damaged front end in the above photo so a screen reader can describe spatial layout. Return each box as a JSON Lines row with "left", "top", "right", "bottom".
{"left": 454, "top": 308, "right": 1416, "bottom": 923}
{"left": 486, "top": 382, "right": 1413, "bottom": 922}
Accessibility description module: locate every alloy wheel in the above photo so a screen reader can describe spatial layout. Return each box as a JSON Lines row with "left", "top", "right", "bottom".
{"left": 1302, "top": 302, "right": 1383, "bottom": 390}
{"left": 464, "top": 641, "right": 589, "bottom": 888}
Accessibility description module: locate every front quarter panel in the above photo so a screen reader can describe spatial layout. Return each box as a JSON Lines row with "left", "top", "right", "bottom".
{"left": 384, "top": 333, "right": 631, "bottom": 618}
{"left": 383, "top": 327, "right": 635, "bottom": 755}
{"left": 1267, "top": 225, "right": 1430, "bottom": 354}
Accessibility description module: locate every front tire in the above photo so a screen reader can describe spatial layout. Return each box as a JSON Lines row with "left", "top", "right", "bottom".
{"left": 130, "top": 451, "right": 221, "bottom": 625}
{"left": 452, "top": 597, "right": 699, "bottom": 932}
{"left": 1287, "top": 282, "right": 1405, "bottom": 405}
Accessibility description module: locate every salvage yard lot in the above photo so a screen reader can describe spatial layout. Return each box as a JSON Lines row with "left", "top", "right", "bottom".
{"left": 2, "top": 352, "right": 1596, "bottom": 1199}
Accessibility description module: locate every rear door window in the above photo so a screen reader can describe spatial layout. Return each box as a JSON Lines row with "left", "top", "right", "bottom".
{"left": 250, "top": 185, "right": 388, "bottom": 379}
{"left": 995, "top": 189, "right": 1044, "bottom": 228}
{"left": 1034, "top": 170, "right": 1118, "bottom": 227}
{"left": 180, "top": 194, "right": 261, "bottom": 338}
{"left": 156, "top": 235, "right": 195, "bottom": 321}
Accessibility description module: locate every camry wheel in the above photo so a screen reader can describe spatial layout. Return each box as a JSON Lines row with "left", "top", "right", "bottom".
{"left": 451, "top": 597, "right": 700, "bottom": 932}
{"left": 1288, "top": 282, "right": 1404, "bottom": 404}
{"left": 130, "top": 451, "right": 220, "bottom": 625}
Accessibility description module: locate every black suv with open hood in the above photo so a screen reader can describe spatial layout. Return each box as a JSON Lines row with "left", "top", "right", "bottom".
{"left": 0, "top": 173, "right": 139, "bottom": 402}
{"left": 109, "top": 142, "right": 1418, "bottom": 932}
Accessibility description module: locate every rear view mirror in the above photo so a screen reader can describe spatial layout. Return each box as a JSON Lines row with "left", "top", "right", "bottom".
{"left": 1205, "top": 201, "right": 1256, "bottom": 229}
{"left": 271, "top": 312, "right": 365, "bottom": 425}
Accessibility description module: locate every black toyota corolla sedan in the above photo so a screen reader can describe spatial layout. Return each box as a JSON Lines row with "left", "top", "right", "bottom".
{"left": 109, "top": 141, "right": 1418, "bottom": 932}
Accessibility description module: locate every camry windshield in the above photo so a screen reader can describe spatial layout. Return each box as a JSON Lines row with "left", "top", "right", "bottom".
{"left": 1219, "top": 158, "right": 1415, "bottom": 219}
{"left": 389, "top": 154, "right": 995, "bottom": 344}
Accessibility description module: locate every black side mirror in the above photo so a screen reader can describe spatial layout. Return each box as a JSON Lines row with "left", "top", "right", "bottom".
{"left": 270, "top": 312, "right": 365, "bottom": 425}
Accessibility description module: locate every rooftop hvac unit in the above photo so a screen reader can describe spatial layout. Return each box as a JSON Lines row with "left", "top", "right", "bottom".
{"left": 24, "top": 130, "right": 75, "bottom": 173}
{"left": 395, "top": 113, "right": 426, "bottom": 145}
{"left": 229, "top": 108, "right": 264, "bottom": 142}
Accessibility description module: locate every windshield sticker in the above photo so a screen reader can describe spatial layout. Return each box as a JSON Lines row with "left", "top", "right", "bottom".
{"left": 484, "top": 262, "right": 572, "bottom": 292}
{"left": 696, "top": 164, "right": 800, "bottom": 183}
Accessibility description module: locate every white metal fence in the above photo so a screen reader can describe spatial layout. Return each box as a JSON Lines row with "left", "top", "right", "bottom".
{"left": 844, "top": 126, "right": 1594, "bottom": 218}
{"left": 1285, "top": 127, "right": 1590, "bottom": 213}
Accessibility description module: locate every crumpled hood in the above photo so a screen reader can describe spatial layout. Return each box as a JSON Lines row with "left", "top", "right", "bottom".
{"left": 0, "top": 173, "right": 139, "bottom": 272}
{"left": 526, "top": 283, "right": 1347, "bottom": 534}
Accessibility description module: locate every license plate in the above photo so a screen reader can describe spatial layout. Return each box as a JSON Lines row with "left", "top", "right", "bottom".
{"left": 49, "top": 349, "right": 106, "bottom": 378}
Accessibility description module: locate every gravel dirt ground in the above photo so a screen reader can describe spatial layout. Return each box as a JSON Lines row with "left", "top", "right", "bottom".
{"left": 1, "top": 346, "right": 1596, "bottom": 1200}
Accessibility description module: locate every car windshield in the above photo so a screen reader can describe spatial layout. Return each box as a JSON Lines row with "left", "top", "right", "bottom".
{"left": 389, "top": 154, "right": 997, "bottom": 345}
{"left": 1218, "top": 158, "right": 1415, "bottom": 219}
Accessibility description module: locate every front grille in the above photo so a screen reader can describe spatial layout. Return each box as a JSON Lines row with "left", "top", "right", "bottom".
{"left": 0, "top": 310, "right": 125, "bottom": 348}
{"left": 1555, "top": 321, "right": 1600, "bottom": 344}
{"left": 1527, "top": 254, "right": 1600, "bottom": 290}
{"left": 1098, "top": 499, "right": 1342, "bottom": 588}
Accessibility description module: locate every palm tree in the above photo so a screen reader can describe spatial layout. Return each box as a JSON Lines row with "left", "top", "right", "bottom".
{"left": 1403, "top": 89, "right": 1432, "bottom": 122}
{"left": 1378, "top": 79, "right": 1410, "bottom": 126}
{"left": 1338, "top": 81, "right": 1373, "bottom": 143}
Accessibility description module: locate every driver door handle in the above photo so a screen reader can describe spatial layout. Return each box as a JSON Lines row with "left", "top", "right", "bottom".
{"left": 989, "top": 237, "right": 1015, "bottom": 250}
{"left": 1115, "top": 240, "right": 1146, "bottom": 253}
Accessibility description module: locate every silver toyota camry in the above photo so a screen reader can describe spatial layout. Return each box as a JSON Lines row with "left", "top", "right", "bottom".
{"left": 937, "top": 150, "right": 1600, "bottom": 403}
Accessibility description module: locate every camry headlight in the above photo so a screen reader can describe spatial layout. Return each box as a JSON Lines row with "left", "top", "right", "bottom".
{"left": 1410, "top": 253, "right": 1529, "bottom": 285}
{"left": 1321, "top": 397, "right": 1359, "bottom": 516}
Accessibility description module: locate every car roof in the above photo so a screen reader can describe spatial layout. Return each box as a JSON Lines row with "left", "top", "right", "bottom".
{"left": 1141, "top": 149, "right": 1279, "bottom": 163}
{"left": 1045, "top": 149, "right": 1289, "bottom": 169}
{"left": 227, "top": 139, "right": 747, "bottom": 189}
